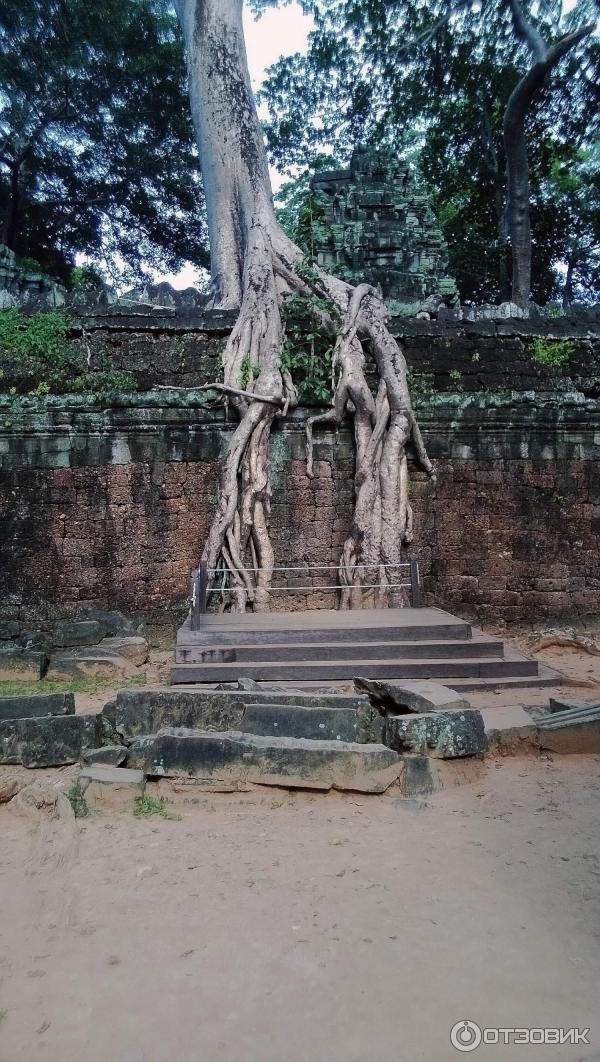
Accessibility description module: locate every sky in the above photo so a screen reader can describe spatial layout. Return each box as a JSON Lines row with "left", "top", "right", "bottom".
{"left": 156, "top": 2, "right": 313, "bottom": 290}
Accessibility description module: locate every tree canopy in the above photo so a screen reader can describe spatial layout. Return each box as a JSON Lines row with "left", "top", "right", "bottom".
{"left": 260, "top": 0, "right": 599, "bottom": 304}
{"left": 0, "top": 0, "right": 208, "bottom": 284}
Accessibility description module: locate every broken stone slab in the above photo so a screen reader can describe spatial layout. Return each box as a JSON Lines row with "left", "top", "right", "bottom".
{"left": 81, "top": 745, "right": 129, "bottom": 767}
{"left": 99, "top": 636, "right": 149, "bottom": 666}
{"left": 80, "top": 765, "right": 145, "bottom": 811}
{"left": 398, "top": 754, "right": 486, "bottom": 797}
{"left": 104, "top": 688, "right": 368, "bottom": 743}
{"left": 239, "top": 702, "right": 381, "bottom": 744}
{"left": 52, "top": 620, "right": 105, "bottom": 648}
{"left": 537, "top": 703, "right": 600, "bottom": 754}
{"left": 385, "top": 710, "right": 487, "bottom": 759}
{"left": 80, "top": 608, "right": 144, "bottom": 637}
{"left": 548, "top": 696, "right": 599, "bottom": 714}
{"left": 0, "top": 714, "right": 99, "bottom": 767}
{"left": 47, "top": 650, "right": 140, "bottom": 682}
{"left": 354, "top": 678, "right": 470, "bottom": 715}
{"left": 126, "top": 735, "right": 156, "bottom": 770}
{"left": 145, "top": 728, "right": 402, "bottom": 793}
{"left": 483, "top": 706, "right": 540, "bottom": 755}
{"left": 0, "top": 692, "right": 75, "bottom": 721}
{"left": 0, "top": 648, "right": 47, "bottom": 682}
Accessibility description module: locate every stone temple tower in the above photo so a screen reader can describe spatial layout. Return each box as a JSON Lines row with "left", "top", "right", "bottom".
{"left": 310, "top": 146, "right": 458, "bottom": 307}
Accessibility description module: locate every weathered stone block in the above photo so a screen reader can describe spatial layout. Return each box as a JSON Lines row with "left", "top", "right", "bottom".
{"left": 52, "top": 620, "right": 104, "bottom": 647}
{"left": 81, "top": 745, "right": 128, "bottom": 767}
{"left": 0, "top": 621, "right": 20, "bottom": 640}
{"left": 385, "top": 710, "right": 487, "bottom": 759}
{"left": 100, "top": 636, "right": 149, "bottom": 666}
{"left": 355, "top": 678, "right": 470, "bottom": 714}
{"left": 80, "top": 765, "right": 145, "bottom": 811}
{"left": 0, "top": 714, "right": 99, "bottom": 767}
{"left": 146, "top": 728, "right": 401, "bottom": 793}
{"left": 0, "top": 692, "right": 75, "bottom": 721}
{"left": 47, "top": 650, "right": 139, "bottom": 682}
{"left": 239, "top": 702, "right": 376, "bottom": 743}
{"left": 0, "top": 649, "right": 46, "bottom": 681}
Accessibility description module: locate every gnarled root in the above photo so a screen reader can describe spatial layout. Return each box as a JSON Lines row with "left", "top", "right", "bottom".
{"left": 197, "top": 227, "right": 434, "bottom": 613}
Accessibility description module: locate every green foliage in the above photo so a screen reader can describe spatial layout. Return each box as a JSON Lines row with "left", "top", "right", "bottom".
{"left": 133, "top": 794, "right": 168, "bottom": 819}
{"left": 239, "top": 357, "right": 261, "bottom": 390}
{"left": 530, "top": 338, "right": 574, "bottom": 367}
{"left": 65, "top": 780, "right": 89, "bottom": 819}
{"left": 281, "top": 283, "right": 339, "bottom": 404}
{"left": 0, "top": 0, "right": 208, "bottom": 282}
{"left": 69, "top": 265, "right": 105, "bottom": 290}
{"left": 260, "top": 0, "right": 599, "bottom": 304}
{"left": 0, "top": 309, "right": 137, "bottom": 396}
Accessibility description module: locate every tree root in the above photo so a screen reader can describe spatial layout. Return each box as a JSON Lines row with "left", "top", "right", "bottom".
{"left": 195, "top": 225, "right": 434, "bottom": 613}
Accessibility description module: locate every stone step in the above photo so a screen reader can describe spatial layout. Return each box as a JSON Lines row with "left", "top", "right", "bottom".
{"left": 175, "top": 637, "right": 501, "bottom": 665}
{"left": 177, "top": 607, "right": 471, "bottom": 647}
{"left": 170, "top": 652, "right": 538, "bottom": 685}
{"left": 144, "top": 727, "right": 402, "bottom": 793}
{"left": 0, "top": 692, "right": 75, "bottom": 721}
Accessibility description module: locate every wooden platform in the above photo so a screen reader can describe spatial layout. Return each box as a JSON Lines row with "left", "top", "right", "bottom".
{"left": 171, "top": 607, "right": 557, "bottom": 690}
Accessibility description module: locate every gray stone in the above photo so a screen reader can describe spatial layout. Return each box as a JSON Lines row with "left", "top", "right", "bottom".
{"left": 0, "top": 692, "right": 75, "bottom": 721}
{"left": 145, "top": 728, "right": 401, "bottom": 793}
{"left": 47, "top": 650, "right": 140, "bottom": 682}
{"left": 18, "top": 630, "right": 50, "bottom": 650}
{"left": 354, "top": 678, "right": 470, "bottom": 714}
{"left": 483, "top": 706, "right": 539, "bottom": 755}
{"left": 52, "top": 620, "right": 105, "bottom": 647}
{"left": 0, "top": 621, "right": 20, "bottom": 640}
{"left": 100, "top": 636, "right": 149, "bottom": 666}
{"left": 0, "top": 648, "right": 47, "bottom": 681}
{"left": 81, "top": 745, "right": 128, "bottom": 767}
{"left": 548, "top": 696, "right": 597, "bottom": 714}
{"left": 239, "top": 702, "right": 382, "bottom": 744}
{"left": 80, "top": 765, "right": 145, "bottom": 811}
{"left": 80, "top": 608, "right": 143, "bottom": 637}
{"left": 385, "top": 710, "right": 487, "bottom": 759}
{"left": 126, "top": 735, "right": 156, "bottom": 770}
{"left": 0, "top": 714, "right": 99, "bottom": 767}
{"left": 104, "top": 688, "right": 368, "bottom": 744}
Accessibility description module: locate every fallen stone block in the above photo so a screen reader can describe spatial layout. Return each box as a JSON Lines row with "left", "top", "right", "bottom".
{"left": 100, "top": 636, "right": 149, "bottom": 666}
{"left": 0, "top": 714, "right": 99, "bottom": 767}
{"left": 0, "top": 692, "right": 75, "bottom": 721}
{"left": 484, "top": 706, "right": 540, "bottom": 755}
{"left": 354, "top": 678, "right": 470, "bottom": 714}
{"left": 18, "top": 630, "right": 50, "bottom": 651}
{"left": 81, "top": 608, "right": 143, "bottom": 637}
{"left": 385, "top": 710, "right": 487, "bottom": 759}
{"left": 52, "top": 620, "right": 104, "bottom": 648}
{"left": 538, "top": 705, "right": 600, "bottom": 754}
{"left": 398, "top": 754, "right": 486, "bottom": 797}
{"left": 82, "top": 745, "right": 128, "bottom": 767}
{"left": 47, "top": 650, "right": 140, "bottom": 682}
{"left": 145, "top": 728, "right": 402, "bottom": 793}
{"left": 80, "top": 765, "right": 145, "bottom": 811}
{"left": 239, "top": 702, "right": 381, "bottom": 744}
{"left": 0, "top": 648, "right": 47, "bottom": 682}
{"left": 104, "top": 688, "right": 368, "bottom": 743}
{"left": 126, "top": 735, "right": 156, "bottom": 770}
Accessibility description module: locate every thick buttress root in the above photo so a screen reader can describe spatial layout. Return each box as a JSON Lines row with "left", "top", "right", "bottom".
{"left": 197, "top": 225, "right": 434, "bottom": 612}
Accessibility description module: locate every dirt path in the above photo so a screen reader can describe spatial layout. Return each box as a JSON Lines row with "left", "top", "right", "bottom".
{"left": 1, "top": 756, "right": 599, "bottom": 1062}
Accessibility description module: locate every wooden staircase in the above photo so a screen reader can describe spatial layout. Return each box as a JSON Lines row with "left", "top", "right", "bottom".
{"left": 171, "top": 607, "right": 557, "bottom": 690}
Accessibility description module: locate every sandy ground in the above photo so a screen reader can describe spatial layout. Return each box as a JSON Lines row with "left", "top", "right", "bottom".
{"left": 1, "top": 755, "right": 599, "bottom": 1062}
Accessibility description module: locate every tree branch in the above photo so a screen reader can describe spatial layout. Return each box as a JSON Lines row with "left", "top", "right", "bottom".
{"left": 506, "top": 0, "right": 547, "bottom": 62}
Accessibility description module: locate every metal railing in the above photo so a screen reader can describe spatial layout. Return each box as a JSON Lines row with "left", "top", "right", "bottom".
{"left": 189, "top": 558, "right": 421, "bottom": 630}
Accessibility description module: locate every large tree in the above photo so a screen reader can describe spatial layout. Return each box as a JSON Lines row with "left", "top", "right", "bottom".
{"left": 0, "top": 0, "right": 208, "bottom": 281}
{"left": 174, "top": 0, "right": 434, "bottom": 610}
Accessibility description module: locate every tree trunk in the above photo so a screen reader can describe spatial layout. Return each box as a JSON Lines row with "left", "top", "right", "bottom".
{"left": 175, "top": 0, "right": 434, "bottom": 613}
{"left": 1, "top": 163, "right": 21, "bottom": 251}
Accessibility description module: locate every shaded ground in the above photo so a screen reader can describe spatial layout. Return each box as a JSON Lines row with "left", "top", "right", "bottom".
{"left": 1, "top": 755, "right": 599, "bottom": 1062}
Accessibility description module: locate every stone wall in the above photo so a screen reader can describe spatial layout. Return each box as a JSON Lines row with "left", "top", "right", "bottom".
{"left": 1, "top": 391, "right": 598, "bottom": 634}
